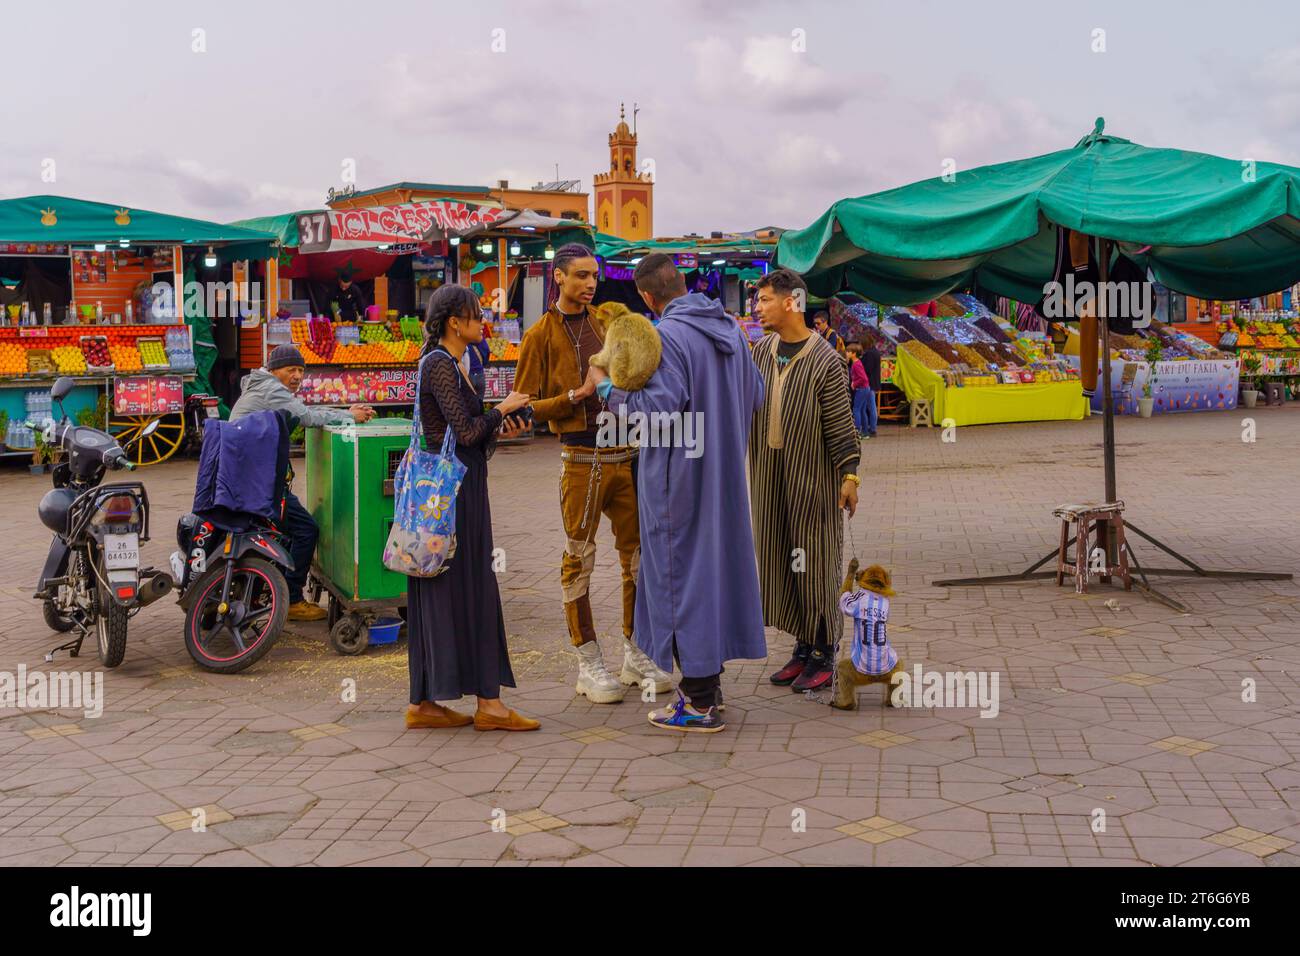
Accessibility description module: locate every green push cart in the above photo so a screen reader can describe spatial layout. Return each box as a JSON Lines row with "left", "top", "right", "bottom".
{"left": 304, "top": 418, "right": 413, "bottom": 655}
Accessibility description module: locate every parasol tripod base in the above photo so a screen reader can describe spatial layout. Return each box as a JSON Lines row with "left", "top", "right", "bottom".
{"left": 933, "top": 521, "right": 1291, "bottom": 616}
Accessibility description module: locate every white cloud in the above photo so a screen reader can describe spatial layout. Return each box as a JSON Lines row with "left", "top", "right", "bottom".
{"left": 931, "top": 91, "right": 1073, "bottom": 166}
{"left": 692, "top": 34, "right": 860, "bottom": 112}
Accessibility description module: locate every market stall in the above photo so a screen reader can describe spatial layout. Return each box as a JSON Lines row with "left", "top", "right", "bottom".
{"left": 423, "top": 209, "right": 595, "bottom": 442}
{"left": 1211, "top": 307, "right": 1299, "bottom": 403}
{"left": 593, "top": 232, "right": 777, "bottom": 320}
{"left": 828, "top": 292, "right": 1086, "bottom": 426}
{"left": 1061, "top": 318, "right": 1240, "bottom": 415}
{"left": 775, "top": 118, "right": 1300, "bottom": 609}
{"left": 232, "top": 199, "right": 514, "bottom": 413}
{"left": 0, "top": 195, "right": 274, "bottom": 465}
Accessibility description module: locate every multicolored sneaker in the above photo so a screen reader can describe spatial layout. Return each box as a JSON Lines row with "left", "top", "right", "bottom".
{"left": 648, "top": 693, "right": 725, "bottom": 734}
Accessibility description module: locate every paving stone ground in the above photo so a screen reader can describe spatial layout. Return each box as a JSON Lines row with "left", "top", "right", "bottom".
{"left": 1, "top": 406, "right": 1298, "bottom": 867}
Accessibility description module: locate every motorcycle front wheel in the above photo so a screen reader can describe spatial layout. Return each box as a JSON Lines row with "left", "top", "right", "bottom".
{"left": 184, "top": 557, "right": 287, "bottom": 674}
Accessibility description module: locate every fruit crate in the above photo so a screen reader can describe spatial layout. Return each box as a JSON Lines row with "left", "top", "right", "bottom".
{"left": 27, "top": 349, "right": 56, "bottom": 376}
{"left": 136, "top": 337, "right": 170, "bottom": 370}
{"left": 79, "top": 335, "right": 115, "bottom": 374}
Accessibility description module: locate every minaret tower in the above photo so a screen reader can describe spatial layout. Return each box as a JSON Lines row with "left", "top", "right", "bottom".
{"left": 593, "top": 103, "right": 653, "bottom": 240}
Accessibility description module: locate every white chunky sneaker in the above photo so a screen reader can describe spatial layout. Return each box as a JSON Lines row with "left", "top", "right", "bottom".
{"left": 575, "top": 641, "right": 626, "bottom": 704}
{"left": 620, "top": 638, "right": 674, "bottom": 694}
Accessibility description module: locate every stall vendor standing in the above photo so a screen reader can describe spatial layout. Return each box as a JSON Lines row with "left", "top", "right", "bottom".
{"left": 329, "top": 270, "right": 368, "bottom": 323}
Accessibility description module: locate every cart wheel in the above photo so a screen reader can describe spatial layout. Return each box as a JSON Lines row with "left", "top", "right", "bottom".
{"left": 109, "top": 412, "right": 184, "bottom": 466}
{"left": 329, "top": 614, "right": 368, "bottom": 656}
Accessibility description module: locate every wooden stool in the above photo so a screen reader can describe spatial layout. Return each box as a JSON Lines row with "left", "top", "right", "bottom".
{"left": 1052, "top": 501, "right": 1132, "bottom": 594}
{"left": 909, "top": 399, "right": 933, "bottom": 428}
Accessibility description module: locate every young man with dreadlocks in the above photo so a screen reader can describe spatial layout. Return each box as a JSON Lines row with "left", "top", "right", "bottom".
{"left": 515, "top": 243, "right": 673, "bottom": 704}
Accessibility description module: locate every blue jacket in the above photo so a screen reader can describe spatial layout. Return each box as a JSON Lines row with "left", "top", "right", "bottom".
{"left": 193, "top": 410, "right": 291, "bottom": 531}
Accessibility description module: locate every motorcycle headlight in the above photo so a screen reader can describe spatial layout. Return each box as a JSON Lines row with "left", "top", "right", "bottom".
{"left": 92, "top": 494, "right": 140, "bottom": 527}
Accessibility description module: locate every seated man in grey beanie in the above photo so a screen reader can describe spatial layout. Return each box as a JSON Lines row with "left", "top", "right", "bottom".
{"left": 230, "top": 344, "right": 376, "bottom": 621}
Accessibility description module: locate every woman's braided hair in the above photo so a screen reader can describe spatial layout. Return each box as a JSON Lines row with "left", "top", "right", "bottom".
{"left": 422, "top": 283, "right": 481, "bottom": 356}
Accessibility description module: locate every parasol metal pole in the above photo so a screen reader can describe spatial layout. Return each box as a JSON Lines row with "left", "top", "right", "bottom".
{"left": 1097, "top": 237, "right": 1118, "bottom": 570}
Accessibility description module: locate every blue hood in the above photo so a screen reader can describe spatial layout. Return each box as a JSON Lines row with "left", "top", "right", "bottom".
{"left": 659, "top": 293, "right": 740, "bottom": 354}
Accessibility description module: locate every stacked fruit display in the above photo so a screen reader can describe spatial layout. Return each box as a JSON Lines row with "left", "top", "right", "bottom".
{"left": 109, "top": 344, "right": 143, "bottom": 372}
{"left": 380, "top": 340, "right": 420, "bottom": 363}
{"left": 400, "top": 316, "right": 423, "bottom": 341}
{"left": 359, "top": 322, "right": 393, "bottom": 344}
{"left": 0, "top": 342, "right": 28, "bottom": 375}
{"left": 27, "top": 350, "right": 55, "bottom": 375}
{"left": 80, "top": 336, "right": 114, "bottom": 371}
{"left": 331, "top": 343, "right": 400, "bottom": 365}
{"left": 52, "top": 345, "right": 88, "bottom": 374}
{"left": 487, "top": 337, "right": 519, "bottom": 361}
{"left": 138, "top": 339, "right": 169, "bottom": 369}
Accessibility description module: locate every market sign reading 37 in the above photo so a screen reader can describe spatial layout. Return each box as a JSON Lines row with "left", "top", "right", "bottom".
{"left": 297, "top": 212, "right": 332, "bottom": 254}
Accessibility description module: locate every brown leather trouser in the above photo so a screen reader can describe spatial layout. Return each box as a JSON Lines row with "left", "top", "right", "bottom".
{"left": 559, "top": 448, "right": 639, "bottom": 646}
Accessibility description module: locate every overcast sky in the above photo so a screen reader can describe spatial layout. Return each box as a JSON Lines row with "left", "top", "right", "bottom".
{"left": 3, "top": 0, "right": 1297, "bottom": 236}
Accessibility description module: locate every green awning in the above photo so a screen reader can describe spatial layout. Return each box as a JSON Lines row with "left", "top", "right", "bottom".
{"left": 775, "top": 119, "right": 1300, "bottom": 303}
{"left": 0, "top": 195, "right": 277, "bottom": 260}
{"left": 228, "top": 211, "right": 316, "bottom": 249}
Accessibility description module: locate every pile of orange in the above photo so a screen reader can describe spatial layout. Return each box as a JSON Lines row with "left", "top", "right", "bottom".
{"left": 0, "top": 342, "right": 28, "bottom": 376}
{"left": 109, "top": 344, "right": 143, "bottom": 372}
{"left": 331, "top": 343, "right": 399, "bottom": 365}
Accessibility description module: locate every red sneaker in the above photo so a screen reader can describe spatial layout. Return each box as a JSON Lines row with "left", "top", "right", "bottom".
{"left": 769, "top": 645, "right": 810, "bottom": 685}
{"left": 791, "top": 647, "right": 833, "bottom": 692}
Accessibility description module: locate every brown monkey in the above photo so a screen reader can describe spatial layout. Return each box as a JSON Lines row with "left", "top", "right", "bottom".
{"left": 832, "top": 559, "right": 904, "bottom": 710}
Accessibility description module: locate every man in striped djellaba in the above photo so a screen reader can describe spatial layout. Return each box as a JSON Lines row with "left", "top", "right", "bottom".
{"left": 749, "top": 269, "right": 861, "bottom": 693}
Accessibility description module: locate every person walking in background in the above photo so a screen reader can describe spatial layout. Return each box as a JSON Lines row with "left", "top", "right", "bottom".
{"left": 467, "top": 310, "right": 492, "bottom": 400}
{"left": 514, "top": 243, "right": 671, "bottom": 705}
{"left": 846, "top": 342, "right": 877, "bottom": 439}
{"left": 405, "top": 284, "right": 539, "bottom": 732}
{"left": 813, "top": 311, "right": 844, "bottom": 354}
{"left": 861, "top": 340, "right": 881, "bottom": 438}
{"left": 749, "top": 269, "right": 861, "bottom": 693}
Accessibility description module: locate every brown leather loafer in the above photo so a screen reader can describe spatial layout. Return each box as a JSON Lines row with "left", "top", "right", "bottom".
{"left": 405, "top": 707, "right": 473, "bottom": 729}
{"left": 473, "top": 709, "right": 541, "bottom": 732}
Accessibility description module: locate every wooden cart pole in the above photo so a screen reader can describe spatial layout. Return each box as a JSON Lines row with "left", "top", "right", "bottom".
{"left": 498, "top": 237, "right": 507, "bottom": 311}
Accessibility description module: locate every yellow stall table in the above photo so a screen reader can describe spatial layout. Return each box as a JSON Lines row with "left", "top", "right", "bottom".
{"left": 892, "top": 345, "right": 1088, "bottom": 427}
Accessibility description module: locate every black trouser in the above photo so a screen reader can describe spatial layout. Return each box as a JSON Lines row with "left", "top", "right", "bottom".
{"left": 672, "top": 640, "right": 720, "bottom": 710}
{"left": 281, "top": 489, "right": 318, "bottom": 604}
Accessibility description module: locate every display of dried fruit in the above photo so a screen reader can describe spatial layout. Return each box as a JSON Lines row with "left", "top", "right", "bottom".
{"left": 900, "top": 340, "right": 948, "bottom": 370}
{"left": 974, "top": 317, "right": 1014, "bottom": 343}
{"left": 952, "top": 343, "right": 989, "bottom": 368}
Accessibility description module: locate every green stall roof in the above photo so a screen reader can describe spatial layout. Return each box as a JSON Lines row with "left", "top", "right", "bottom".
{"left": 775, "top": 119, "right": 1300, "bottom": 303}
{"left": 0, "top": 195, "right": 276, "bottom": 259}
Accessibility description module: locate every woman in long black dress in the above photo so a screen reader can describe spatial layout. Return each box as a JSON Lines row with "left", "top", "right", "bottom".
{"left": 406, "top": 284, "right": 539, "bottom": 732}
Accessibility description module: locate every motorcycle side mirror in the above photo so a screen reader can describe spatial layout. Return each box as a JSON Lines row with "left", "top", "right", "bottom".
{"left": 50, "top": 377, "right": 75, "bottom": 403}
{"left": 140, "top": 418, "right": 161, "bottom": 438}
